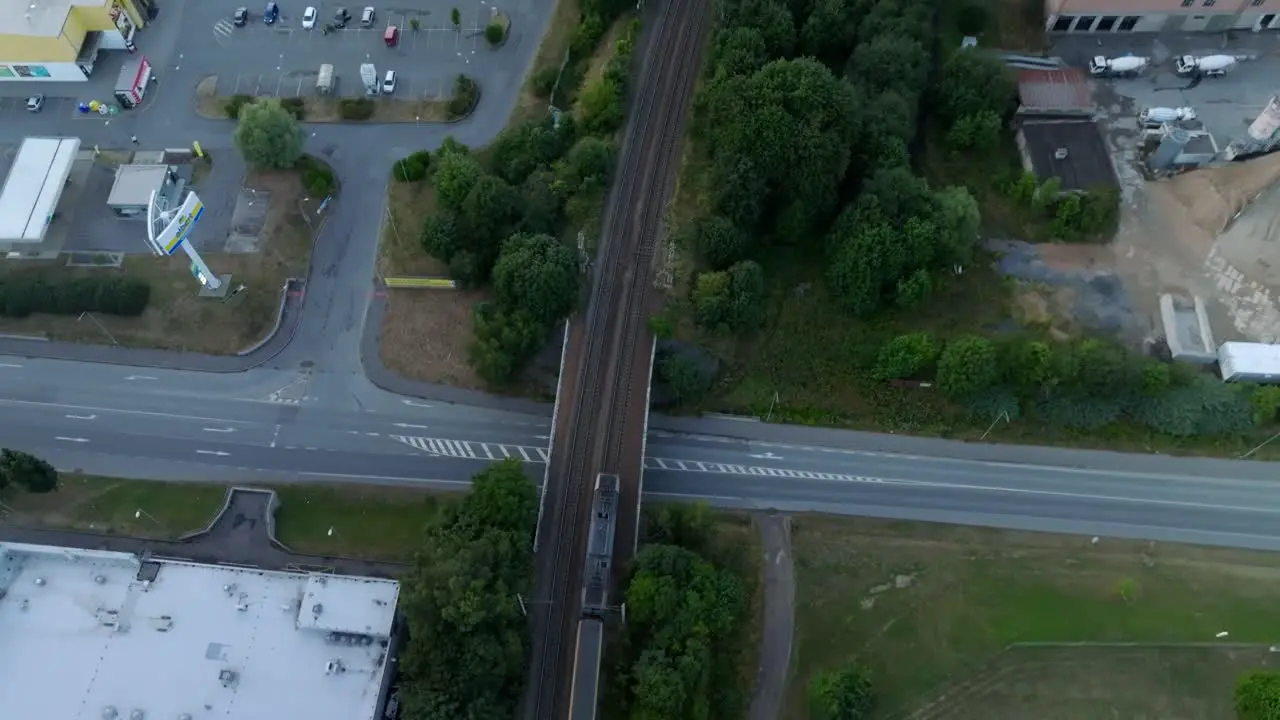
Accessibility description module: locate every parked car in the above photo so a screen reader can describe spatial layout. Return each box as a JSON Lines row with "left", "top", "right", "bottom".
{"left": 301, "top": 5, "right": 316, "bottom": 28}
{"left": 382, "top": 70, "right": 397, "bottom": 94}
{"left": 360, "top": 5, "right": 375, "bottom": 25}
{"left": 25, "top": 94, "right": 44, "bottom": 113}
{"left": 232, "top": 6, "right": 249, "bottom": 25}
{"left": 333, "top": 6, "right": 350, "bottom": 27}
{"left": 263, "top": 1, "right": 279, "bottom": 23}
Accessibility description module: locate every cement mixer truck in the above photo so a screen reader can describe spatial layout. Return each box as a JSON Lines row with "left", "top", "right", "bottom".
{"left": 1089, "top": 55, "right": 1149, "bottom": 77}
{"left": 1175, "top": 54, "right": 1237, "bottom": 77}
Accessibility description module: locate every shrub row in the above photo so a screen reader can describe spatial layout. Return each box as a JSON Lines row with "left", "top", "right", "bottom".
{"left": 393, "top": 150, "right": 432, "bottom": 182}
{"left": 339, "top": 97, "right": 375, "bottom": 120}
{"left": 0, "top": 276, "right": 150, "bottom": 318}
{"left": 296, "top": 154, "right": 337, "bottom": 197}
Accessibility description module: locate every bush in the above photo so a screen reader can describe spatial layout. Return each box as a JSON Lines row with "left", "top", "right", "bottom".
{"left": 296, "top": 154, "right": 337, "bottom": 197}
{"left": 394, "top": 150, "right": 432, "bottom": 182}
{"left": 1236, "top": 671, "right": 1280, "bottom": 720}
{"left": 484, "top": 20, "right": 507, "bottom": 46}
{"left": 223, "top": 94, "right": 253, "bottom": 119}
{"left": 0, "top": 275, "right": 150, "bottom": 318}
{"left": 809, "top": 662, "right": 874, "bottom": 720}
{"left": 530, "top": 65, "right": 561, "bottom": 98}
{"left": 874, "top": 333, "right": 939, "bottom": 381}
{"left": 279, "top": 96, "right": 306, "bottom": 120}
{"left": 448, "top": 75, "right": 480, "bottom": 119}
{"left": 570, "top": 13, "right": 607, "bottom": 59}
{"left": 338, "top": 97, "right": 375, "bottom": 120}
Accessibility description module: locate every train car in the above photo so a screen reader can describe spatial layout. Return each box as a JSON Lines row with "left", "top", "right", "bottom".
{"left": 582, "top": 473, "right": 619, "bottom": 617}
{"left": 568, "top": 617, "right": 605, "bottom": 720}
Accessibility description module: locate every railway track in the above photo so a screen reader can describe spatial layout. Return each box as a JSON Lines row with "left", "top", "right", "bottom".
{"left": 522, "top": 0, "right": 710, "bottom": 715}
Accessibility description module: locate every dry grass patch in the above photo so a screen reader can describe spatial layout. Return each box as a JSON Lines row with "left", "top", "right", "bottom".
{"left": 789, "top": 515, "right": 1280, "bottom": 718}
{"left": 379, "top": 287, "right": 485, "bottom": 388}
{"left": 509, "top": 0, "right": 582, "bottom": 125}
{"left": 0, "top": 170, "right": 314, "bottom": 354}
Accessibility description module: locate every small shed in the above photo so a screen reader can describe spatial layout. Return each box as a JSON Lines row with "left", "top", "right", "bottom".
{"left": 107, "top": 163, "right": 179, "bottom": 217}
{"left": 1219, "top": 342, "right": 1280, "bottom": 383}
{"left": 1016, "top": 68, "right": 1093, "bottom": 116}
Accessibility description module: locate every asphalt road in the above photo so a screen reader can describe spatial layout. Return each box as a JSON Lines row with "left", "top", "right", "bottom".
{"left": 7, "top": 361, "right": 1280, "bottom": 551}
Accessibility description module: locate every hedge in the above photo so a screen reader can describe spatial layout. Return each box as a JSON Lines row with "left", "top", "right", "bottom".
{"left": 448, "top": 75, "right": 480, "bottom": 119}
{"left": 296, "top": 154, "right": 337, "bottom": 197}
{"left": 339, "top": 97, "right": 375, "bottom": 120}
{"left": 0, "top": 276, "right": 150, "bottom": 318}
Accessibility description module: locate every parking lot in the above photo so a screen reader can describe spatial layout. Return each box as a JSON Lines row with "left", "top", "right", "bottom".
{"left": 203, "top": 2, "right": 501, "bottom": 100}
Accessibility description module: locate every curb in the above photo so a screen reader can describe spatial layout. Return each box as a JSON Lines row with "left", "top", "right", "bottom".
{"left": 237, "top": 277, "right": 304, "bottom": 357}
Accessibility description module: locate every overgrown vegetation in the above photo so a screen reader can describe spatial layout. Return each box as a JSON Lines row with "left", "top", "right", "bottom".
{"left": 0, "top": 274, "right": 150, "bottom": 318}
{"left": 0, "top": 449, "right": 58, "bottom": 494}
{"left": 396, "top": 459, "right": 537, "bottom": 718}
{"left": 1237, "top": 671, "right": 1280, "bottom": 720}
{"left": 608, "top": 505, "right": 757, "bottom": 719}
{"left": 339, "top": 97, "right": 376, "bottom": 120}
{"left": 391, "top": 13, "right": 641, "bottom": 387}
{"left": 448, "top": 74, "right": 481, "bottom": 119}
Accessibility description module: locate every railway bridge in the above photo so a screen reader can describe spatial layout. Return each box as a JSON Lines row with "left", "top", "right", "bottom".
{"left": 519, "top": 0, "right": 710, "bottom": 715}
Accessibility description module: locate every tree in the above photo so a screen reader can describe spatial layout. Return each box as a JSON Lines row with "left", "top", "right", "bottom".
{"left": 434, "top": 152, "right": 484, "bottom": 210}
{"left": 1251, "top": 385, "right": 1280, "bottom": 425}
{"left": 1235, "top": 670, "right": 1280, "bottom": 720}
{"left": 955, "top": 0, "right": 989, "bottom": 35}
{"left": 798, "top": 0, "right": 857, "bottom": 68}
{"left": 578, "top": 74, "right": 625, "bottom": 135}
{"left": 459, "top": 175, "right": 524, "bottom": 256}
{"left": 936, "top": 49, "right": 1016, "bottom": 125}
{"left": 0, "top": 449, "right": 57, "bottom": 493}
{"left": 491, "top": 233, "right": 579, "bottom": 326}
{"left": 686, "top": 215, "right": 749, "bottom": 270}
{"left": 520, "top": 169, "right": 567, "bottom": 235}
{"left": 709, "top": 26, "right": 771, "bottom": 80}
{"left": 691, "top": 260, "right": 765, "bottom": 332}
{"left": 848, "top": 35, "right": 930, "bottom": 98}
{"left": 937, "top": 336, "right": 998, "bottom": 401}
{"left": 489, "top": 116, "right": 577, "bottom": 186}
{"left": 998, "top": 338, "right": 1051, "bottom": 397}
{"left": 560, "top": 136, "right": 615, "bottom": 193}
{"left": 485, "top": 21, "right": 506, "bottom": 45}
{"left": 947, "top": 111, "right": 1002, "bottom": 153}
{"left": 397, "top": 459, "right": 536, "bottom": 720}
{"left": 659, "top": 352, "right": 714, "bottom": 404}
{"left": 233, "top": 99, "right": 305, "bottom": 169}
{"left": 810, "top": 661, "right": 874, "bottom": 720}
{"left": 420, "top": 212, "right": 461, "bottom": 263}
{"left": 394, "top": 150, "right": 431, "bottom": 182}
{"left": 468, "top": 302, "right": 547, "bottom": 385}
{"left": 873, "top": 333, "right": 938, "bottom": 381}
{"left": 450, "top": 6, "right": 461, "bottom": 27}
{"left": 722, "top": 0, "right": 795, "bottom": 57}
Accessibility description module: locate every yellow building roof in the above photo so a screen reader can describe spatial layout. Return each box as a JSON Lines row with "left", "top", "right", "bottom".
{"left": 5, "top": 0, "right": 103, "bottom": 38}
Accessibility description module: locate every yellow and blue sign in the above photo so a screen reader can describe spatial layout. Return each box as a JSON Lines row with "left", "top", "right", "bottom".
{"left": 156, "top": 193, "right": 204, "bottom": 255}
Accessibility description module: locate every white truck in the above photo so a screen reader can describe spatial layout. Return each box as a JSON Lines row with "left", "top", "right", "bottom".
{"left": 1089, "top": 55, "right": 1149, "bottom": 77}
{"left": 1139, "top": 106, "right": 1197, "bottom": 127}
{"left": 360, "top": 63, "right": 378, "bottom": 95}
{"left": 316, "top": 63, "right": 334, "bottom": 95}
{"left": 1175, "top": 54, "right": 1237, "bottom": 77}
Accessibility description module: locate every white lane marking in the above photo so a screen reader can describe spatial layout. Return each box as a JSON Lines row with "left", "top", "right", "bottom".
{"left": 0, "top": 398, "right": 253, "bottom": 426}
{"left": 402, "top": 399, "right": 433, "bottom": 408}
{"left": 643, "top": 458, "right": 1280, "bottom": 515}
{"left": 270, "top": 424, "right": 282, "bottom": 449}
{"left": 394, "top": 423, "right": 430, "bottom": 429}
{"left": 66, "top": 414, "right": 97, "bottom": 420}
{"left": 203, "top": 427, "right": 236, "bottom": 433}
{"left": 749, "top": 452, "right": 783, "bottom": 460}
{"left": 0, "top": 363, "right": 22, "bottom": 368}
{"left": 125, "top": 375, "right": 158, "bottom": 381}
{"left": 55, "top": 436, "right": 90, "bottom": 443}
{"left": 196, "top": 449, "right": 231, "bottom": 457}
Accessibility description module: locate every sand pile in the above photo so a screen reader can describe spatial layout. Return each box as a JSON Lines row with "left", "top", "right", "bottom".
{"left": 1160, "top": 153, "right": 1280, "bottom": 236}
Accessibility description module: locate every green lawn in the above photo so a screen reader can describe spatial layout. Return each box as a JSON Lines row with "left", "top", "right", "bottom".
{"left": 0, "top": 475, "right": 449, "bottom": 561}
{"left": 788, "top": 516, "right": 1280, "bottom": 718}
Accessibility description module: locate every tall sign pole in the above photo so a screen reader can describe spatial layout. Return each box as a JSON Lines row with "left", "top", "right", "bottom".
{"left": 146, "top": 189, "right": 222, "bottom": 292}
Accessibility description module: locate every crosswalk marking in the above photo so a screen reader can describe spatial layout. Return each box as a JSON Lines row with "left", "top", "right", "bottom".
{"left": 213, "top": 19, "right": 234, "bottom": 39}
{"left": 643, "top": 457, "right": 886, "bottom": 484}
{"left": 392, "top": 435, "right": 550, "bottom": 463}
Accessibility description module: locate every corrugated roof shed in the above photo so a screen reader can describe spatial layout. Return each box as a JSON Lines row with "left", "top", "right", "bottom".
{"left": 1018, "top": 68, "right": 1093, "bottom": 114}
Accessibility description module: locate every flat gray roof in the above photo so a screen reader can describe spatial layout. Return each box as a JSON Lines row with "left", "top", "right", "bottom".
{"left": 0, "top": 137, "right": 80, "bottom": 243}
{"left": 0, "top": 542, "right": 400, "bottom": 720}
{"left": 107, "top": 164, "right": 171, "bottom": 207}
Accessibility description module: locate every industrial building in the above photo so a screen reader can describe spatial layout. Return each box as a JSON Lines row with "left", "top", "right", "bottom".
{"left": 0, "top": 0, "right": 148, "bottom": 81}
{"left": 0, "top": 541, "right": 401, "bottom": 720}
{"left": 1045, "top": 0, "right": 1280, "bottom": 34}
{"left": 1013, "top": 69, "right": 1120, "bottom": 192}
{"left": 0, "top": 136, "right": 82, "bottom": 258}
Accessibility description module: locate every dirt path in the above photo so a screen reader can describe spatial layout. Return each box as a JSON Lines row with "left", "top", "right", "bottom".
{"left": 750, "top": 513, "right": 796, "bottom": 720}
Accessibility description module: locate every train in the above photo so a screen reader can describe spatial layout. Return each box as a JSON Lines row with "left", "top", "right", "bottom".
{"left": 569, "top": 473, "right": 620, "bottom": 719}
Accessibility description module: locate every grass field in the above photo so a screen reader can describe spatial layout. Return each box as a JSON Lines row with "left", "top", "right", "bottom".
{"left": 788, "top": 516, "right": 1280, "bottom": 719}
{"left": 0, "top": 476, "right": 448, "bottom": 561}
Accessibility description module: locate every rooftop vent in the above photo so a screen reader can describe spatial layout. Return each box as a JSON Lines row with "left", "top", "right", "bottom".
{"left": 102, "top": 707, "right": 118, "bottom": 720}
{"left": 130, "top": 710, "right": 145, "bottom": 720}
{"left": 33, "top": 577, "right": 45, "bottom": 587}
{"left": 95, "top": 575, "right": 107, "bottom": 585}
{"left": 312, "top": 603, "right": 324, "bottom": 616}
{"left": 1054, "top": 148, "right": 1069, "bottom": 160}
{"left": 218, "top": 669, "right": 239, "bottom": 688}
{"left": 325, "top": 659, "right": 346, "bottom": 675}
{"left": 178, "top": 714, "right": 193, "bottom": 720}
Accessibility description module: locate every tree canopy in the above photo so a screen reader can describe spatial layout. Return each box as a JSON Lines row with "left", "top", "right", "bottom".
{"left": 0, "top": 449, "right": 57, "bottom": 493}
{"left": 234, "top": 99, "right": 305, "bottom": 169}
{"left": 396, "top": 459, "right": 537, "bottom": 720}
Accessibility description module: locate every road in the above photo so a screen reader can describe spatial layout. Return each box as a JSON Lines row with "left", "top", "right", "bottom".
{"left": 6, "top": 361, "right": 1280, "bottom": 551}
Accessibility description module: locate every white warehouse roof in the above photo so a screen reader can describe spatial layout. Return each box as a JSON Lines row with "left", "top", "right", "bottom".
{"left": 0, "top": 541, "right": 401, "bottom": 720}
{"left": 1218, "top": 341, "right": 1280, "bottom": 382}
{"left": 0, "top": 137, "right": 80, "bottom": 243}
